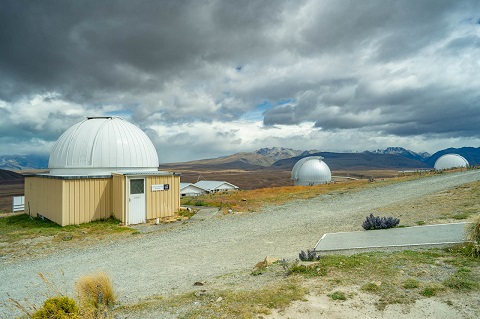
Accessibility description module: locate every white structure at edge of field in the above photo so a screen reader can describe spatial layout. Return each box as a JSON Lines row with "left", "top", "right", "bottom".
{"left": 434, "top": 154, "right": 469, "bottom": 170}
{"left": 25, "top": 117, "right": 180, "bottom": 226}
{"left": 180, "top": 183, "right": 208, "bottom": 196}
{"left": 194, "top": 180, "right": 239, "bottom": 193}
{"left": 291, "top": 156, "right": 332, "bottom": 186}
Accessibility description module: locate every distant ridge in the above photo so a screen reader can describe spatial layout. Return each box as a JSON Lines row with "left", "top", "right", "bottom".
{"left": 272, "top": 151, "right": 431, "bottom": 170}
{"left": 372, "top": 147, "right": 430, "bottom": 162}
{"left": 0, "top": 154, "right": 48, "bottom": 170}
{"left": 255, "top": 147, "right": 319, "bottom": 162}
{"left": 0, "top": 168, "right": 24, "bottom": 182}
{"left": 163, "top": 147, "right": 318, "bottom": 169}
{"left": 164, "top": 147, "right": 433, "bottom": 171}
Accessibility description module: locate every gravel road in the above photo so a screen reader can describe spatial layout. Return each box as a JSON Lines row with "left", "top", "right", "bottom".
{"left": 1, "top": 170, "right": 480, "bottom": 317}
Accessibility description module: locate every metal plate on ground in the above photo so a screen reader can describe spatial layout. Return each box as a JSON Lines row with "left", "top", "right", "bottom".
{"left": 314, "top": 222, "right": 469, "bottom": 253}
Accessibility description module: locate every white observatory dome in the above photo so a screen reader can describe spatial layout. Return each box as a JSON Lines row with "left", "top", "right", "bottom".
{"left": 48, "top": 117, "right": 159, "bottom": 175}
{"left": 291, "top": 156, "right": 332, "bottom": 186}
{"left": 434, "top": 154, "right": 469, "bottom": 170}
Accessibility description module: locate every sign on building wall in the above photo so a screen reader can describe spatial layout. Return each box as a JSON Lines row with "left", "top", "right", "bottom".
{"left": 152, "top": 184, "right": 170, "bottom": 191}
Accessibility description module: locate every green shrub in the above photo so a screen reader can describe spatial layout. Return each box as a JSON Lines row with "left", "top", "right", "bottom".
{"left": 421, "top": 285, "right": 444, "bottom": 297}
{"left": 32, "top": 296, "right": 79, "bottom": 319}
{"left": 402, "top": 278, "right": 419, "bottom": 289}
{"left": 328, "top": 291, "right": 347, "bottom": 301}
{"left": 288, "top": 262, "right": 326, "bottom": 277}
{"left": 361, "top": 282, "right": 381, "bottom": 292}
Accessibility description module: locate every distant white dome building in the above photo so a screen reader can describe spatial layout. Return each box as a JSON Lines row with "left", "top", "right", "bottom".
{"left": 49, "top": 117, "right": 159, "bottom": 175}
{"left": 291, "top": 156, "right": 331, "bottom": 186}
{"left": 25, "top": 117, "right": 180, "bottom": 226}
{"left": 434, "top": 154, "right": 469, "bottom": 170}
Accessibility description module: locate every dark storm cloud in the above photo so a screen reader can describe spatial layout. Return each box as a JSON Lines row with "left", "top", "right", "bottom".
{"left": 0, "top": 1, "right": 192, "bottom": 101}
{"left": 264, "top": 1, "right": 480, "bottom": 139}
{"left": 0, "top": 0, "right": 286, "bottom": 105}
{"left": 1, "top": 0, "right": 480, "bottom": 159}
{"left": 263, "top": 104, "right": 297, "bottom": 125}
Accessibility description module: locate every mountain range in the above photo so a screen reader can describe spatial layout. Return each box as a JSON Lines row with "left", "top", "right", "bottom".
{"left": 1, "top": 146, "right": 480, "bottom": 172}
{"left": 163, "top": 146, "right": 480, "bottom": 171}
{"left": 0, "top": 154, "right": 49, "bottom": 171}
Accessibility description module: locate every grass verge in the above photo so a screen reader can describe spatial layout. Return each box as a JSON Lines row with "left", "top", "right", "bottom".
{"left": 117, "top": 279, "right": 305, "bottom": 319}
{"left": 0, "top": 214, "right": 135, "bottom": 259}
{"left": 288, "top": 246, "right": 480, "bottom": 310}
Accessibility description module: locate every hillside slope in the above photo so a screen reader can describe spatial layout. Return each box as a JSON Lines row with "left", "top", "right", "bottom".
{"left": 0, "top": 154, "right": 48, "bottom": 170}
{"left": 273, "top": 152, "right": 431, "bottom": 170}
{"left": 164, "top": 147, "right": 431, "bottom": 171}
{"left": 163, "top": 147, "right": 318, "bottom": 170}
{"left": 0, "top": 169, "right": 24, "bottom": 182}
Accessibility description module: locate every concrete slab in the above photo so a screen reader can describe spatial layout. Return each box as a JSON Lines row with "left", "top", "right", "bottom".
{"left": 314, "top": 222, "right": 470, "bottom": 254}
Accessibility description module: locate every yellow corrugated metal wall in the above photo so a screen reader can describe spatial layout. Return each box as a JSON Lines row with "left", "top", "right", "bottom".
{"left": 61, "top": 178, "right": 113, "bottom": 225}
{"left": 172, "top": 175, "right": 180, "bottom": 211}
{"left": 112, "top": 174, "right": 126, "bottom": 223}
{"left": 24, "top": 176, "right": 64, "bottom": 225}
{"left": 25, "top": 173, "right": 180, "bottom": 226}
{"left": 145, "top": 175, "right": 180, "bottom": 219}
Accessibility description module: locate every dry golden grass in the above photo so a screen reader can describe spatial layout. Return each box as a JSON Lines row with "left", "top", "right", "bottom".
{"left": 117, "top": 278, "right": 305, "bottom": 319}
{"left": 466, "top": 214, "right": 480, "bottom": 257}
{"left": 182, "top": 172, "right": 434, "bottom": 213}
{"left": 370, "top": 181, "right": 480, "bottom": 226}
{"left": 75, "top": 271, "right": 116, "bottom": 314}
{"left": 467, "top": 214, "right": 480, "bottom": 242}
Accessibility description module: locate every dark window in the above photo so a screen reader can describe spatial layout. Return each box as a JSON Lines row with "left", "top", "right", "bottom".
{"left": 130, "top": 179, "right": 144, "bottom": 194}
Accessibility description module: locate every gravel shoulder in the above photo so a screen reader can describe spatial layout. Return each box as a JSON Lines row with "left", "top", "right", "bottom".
{"left": 1, "top": 170, "right": 480, "bottom": 317}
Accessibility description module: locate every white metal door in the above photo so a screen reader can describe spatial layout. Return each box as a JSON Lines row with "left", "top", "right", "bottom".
{"left": 128, "top": 178, "right": 146, "bottom": 225}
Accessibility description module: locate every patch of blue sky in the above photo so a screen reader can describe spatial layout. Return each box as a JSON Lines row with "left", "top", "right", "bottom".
{"left": 105, "top": 109, "right": 133, "bottom": 119}
{"left": 277, "top": 98, "right": 295, "bottom": 105}
{"left": 241, "top": 99, "right": 295, "bottom": 121}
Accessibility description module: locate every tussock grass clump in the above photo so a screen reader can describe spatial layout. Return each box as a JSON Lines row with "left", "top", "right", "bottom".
{"left": 402, "top": 278, "right": 420, "bottom": 289}
{"left": 421, "top": 284, "right": 445, "bottom": 297}
{"left": 32, "top": 296, "right": 79, "bottom": 319}
{"left": 465, "top": 214, "right": 480, "bottom": 258}
{"left": 361, "top": 282, "right": 381, "bottom": 292}
{"left": 75, "top": 272, "right": 116, "bottom": 314}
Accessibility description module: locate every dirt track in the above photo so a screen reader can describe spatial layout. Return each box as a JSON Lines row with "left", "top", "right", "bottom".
{"left": 1, "top": 170, "right": 480, "bottom": 317}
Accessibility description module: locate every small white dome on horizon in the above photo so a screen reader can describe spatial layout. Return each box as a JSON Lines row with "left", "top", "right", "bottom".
{"left": 291, "top": 156, "right": 331, "bottom": 186}
{"left": 434, "top": 154, "right": 469, "bottom": 170}
{"left": 48, "top": 117, "right": 159, "bottom": 175}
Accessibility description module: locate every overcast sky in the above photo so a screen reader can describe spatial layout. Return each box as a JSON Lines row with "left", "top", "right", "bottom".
{"left": 1, "top": 0, "right": 479, "bottom": 163}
